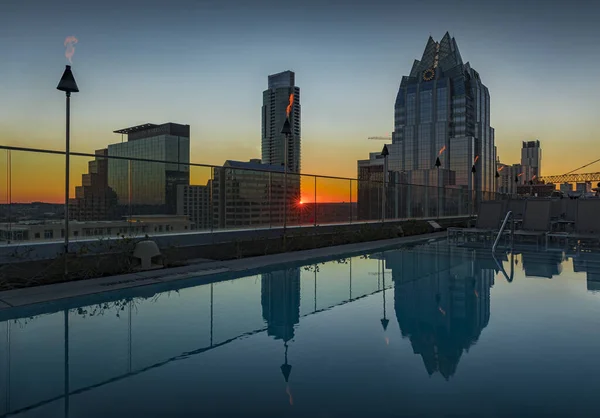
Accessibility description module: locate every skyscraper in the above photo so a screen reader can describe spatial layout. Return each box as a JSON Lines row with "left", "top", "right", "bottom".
{"left": 108, "top": 123, "right": 190, "bottom": 215}
{"left": 261, "top": 71, "right": 301, "bottom": 173}
{"left": 367, "top": 33, "right": 495, "bottom": 195}
{"left": 521, "top": 140, "right": 542, "bottom": 178}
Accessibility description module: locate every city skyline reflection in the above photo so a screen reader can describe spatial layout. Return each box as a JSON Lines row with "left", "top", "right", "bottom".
{"left": 1, "top": 243, "right": 600, "bottom": 417}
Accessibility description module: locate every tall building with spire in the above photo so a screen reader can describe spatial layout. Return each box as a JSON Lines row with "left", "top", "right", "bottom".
{"left": 358, "top": 32, "right": 495, "bottom": 208}
{"left": 261, "top": 71, "right": 301, "bottom": 174}
{"left": 394, "top": 32, "right": 495, "bottom": 193}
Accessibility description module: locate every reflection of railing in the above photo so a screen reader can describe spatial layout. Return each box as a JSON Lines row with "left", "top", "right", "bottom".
{"left": 0, "top": 256, "right": 392, "bottom": 418}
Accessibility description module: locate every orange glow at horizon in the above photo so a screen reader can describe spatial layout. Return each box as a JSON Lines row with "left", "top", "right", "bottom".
{"left": 64, "top": 36, "right": 78, "bottom": 64}
{"left": 286, "top": 94, "right": 294, "bottom": 117}
{"left": 438, "top": 145, "right": 446, "bottom": 156}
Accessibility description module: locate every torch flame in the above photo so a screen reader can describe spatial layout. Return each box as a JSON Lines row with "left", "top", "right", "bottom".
{"left": 498, "top": 165, "right": 505, "bottom": 172}
{"left": 385, "top": 336, "right": 390, "bottom": 345}
{"left": 438, "top": 145, "right": 446, "bottom": 156}
{"left": 518, "top": 173, "right": 524, "bottom": 177}
{"left": 286, "top": 94, "right": 294, "bottom": 117}
{"left": 438, "top": 306, "right": 446, "bottom": 316}
{"left": 474, "top": 290, "right": 479, "bottom": 298}
{"left": 64, "top": 36, "right": 78, "bottom": 64}
{"left": 473, "top": 155, "right": 479, "bottom": 164}
{"left": 532, "top": 175, "right": 537, "bottom": 180}
{"left": 286, "top": 384, "right": 294, "bottom": 406}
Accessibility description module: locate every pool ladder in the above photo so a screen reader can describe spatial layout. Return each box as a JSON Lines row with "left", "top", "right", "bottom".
{"left": 492, "top": 211, "right": 514, "bottom": 253}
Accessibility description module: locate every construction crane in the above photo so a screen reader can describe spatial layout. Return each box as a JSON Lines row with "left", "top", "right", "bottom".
{"left": 368, "top": 136, "right": 392, "bottom": 141}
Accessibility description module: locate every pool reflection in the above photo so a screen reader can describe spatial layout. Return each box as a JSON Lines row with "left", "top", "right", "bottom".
{"left": 384, "top": 247, "right": 494, "bottom": 379}
{"left": 2, "top": 243, "right": 600, "bottom": 417}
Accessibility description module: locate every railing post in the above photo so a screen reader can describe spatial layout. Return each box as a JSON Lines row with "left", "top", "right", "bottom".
{"left": 314, "top": 176, "right": 317, "bottom": 227}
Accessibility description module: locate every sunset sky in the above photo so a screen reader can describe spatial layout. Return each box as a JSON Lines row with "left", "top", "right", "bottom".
{"left": 1, "top": 0, "right": 599, "bottom": 202}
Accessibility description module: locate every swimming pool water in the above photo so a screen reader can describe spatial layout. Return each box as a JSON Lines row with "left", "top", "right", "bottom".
{"left": 2, "top": 242, "right": 600, "bottom": 417}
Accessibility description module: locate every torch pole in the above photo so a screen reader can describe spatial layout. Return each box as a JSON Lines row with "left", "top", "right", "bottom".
{"left": 470, "top": 169, "right": 474, "bottom": 223}
{"left": 284, "top": 132, "right": 288, "bottom": 231}
{"left": 530, "top": 180, "right": 533, "bottom": 197}
{"left": 382, "top": 154, "right": 388, "bottom": 222}
{"left": 437, "top": 166, "right": 440, "bottom": 220}
{"left": 64, "top": 92, "right": 71, "bottom": 276}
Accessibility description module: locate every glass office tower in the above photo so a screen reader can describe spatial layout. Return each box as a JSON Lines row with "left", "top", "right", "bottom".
{"left": 261, "top": 71, "right": 301, "bottom": 174}
{"left": 108, "top": 123, "right": 190, "bottom": 215}
{"left": 392, "top": 32, "right": 495, "bottom": 195}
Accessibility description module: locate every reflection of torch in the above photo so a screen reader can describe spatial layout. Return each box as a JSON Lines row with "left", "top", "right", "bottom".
{"left": 435, "top": 145, "right": 445, "bottom": 168}
{"left": 57, "top": 50, "right": 80, "bottom": 275}
{"left": 286, "top": 94, "right": 294, "bottom": 117}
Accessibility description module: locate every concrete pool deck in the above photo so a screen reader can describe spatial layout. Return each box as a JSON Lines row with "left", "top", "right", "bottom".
{"left": 0, "top": 232, "right": 445, "bottom": 310}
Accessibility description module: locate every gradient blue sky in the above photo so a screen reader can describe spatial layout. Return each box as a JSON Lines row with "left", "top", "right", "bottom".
{"left": 1, "top": 0, "right": 599, "bottom": 180}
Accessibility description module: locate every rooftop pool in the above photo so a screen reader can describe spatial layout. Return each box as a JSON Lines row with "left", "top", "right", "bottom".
{"left": 2, "top": 241, "right": 600, "bottom": 417}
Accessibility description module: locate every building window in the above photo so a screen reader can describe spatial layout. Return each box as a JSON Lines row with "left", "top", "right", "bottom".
{"left": 436, "top": 87, "right": 447, "bottom": 121}
{"left": 419, "top": 90, "right": 433, "bottom": 123}
{"left": 406, "top": 93, "right": 416, "bottom": 125}
{"left": 44, "top": 230, "right": 54, "bottom": 239}
{"left": 35, "top": 232, "right": 40, "bottom": 239}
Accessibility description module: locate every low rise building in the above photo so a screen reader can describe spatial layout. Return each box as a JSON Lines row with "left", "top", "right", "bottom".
{"left": 69, "top": 148, "right": 119, "bottom": 221}
{"left": 516, "top": 183, "right": 556, "bottom": 197}
{"left": 0, "top": 215, "right": 191, "bottom": 243}
{"left": 560, "top": 183, "right": 573, "bottom": 194}
{"left": 177, "top": 184, "right": 212, "bottom": 230}
{"left": 212, "top": 159, "right": 300, "bottom": 229}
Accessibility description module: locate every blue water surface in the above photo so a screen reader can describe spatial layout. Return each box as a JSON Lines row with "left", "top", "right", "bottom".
{"left": 1, "top": 242, "right": 600, "bottom": 417}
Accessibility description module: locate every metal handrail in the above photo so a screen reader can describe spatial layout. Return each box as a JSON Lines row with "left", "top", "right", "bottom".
{"left": 492, "top": 211, "right": 514, "bottom": 253}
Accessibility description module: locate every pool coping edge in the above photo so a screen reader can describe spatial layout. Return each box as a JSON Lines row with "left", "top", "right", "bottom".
{"left": 0, "top": 232, "right": 445, "bottom": 310}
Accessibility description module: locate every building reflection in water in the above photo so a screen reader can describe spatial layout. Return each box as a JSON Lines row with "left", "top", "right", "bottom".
{"left": 383, "top": 244, "right": 495, "bottom": 379}
{"left": 261, "top": 268, "right": 301, "bottom": 384}
{"left": 6, "top": 244, "right": 600, "bottom": 416}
